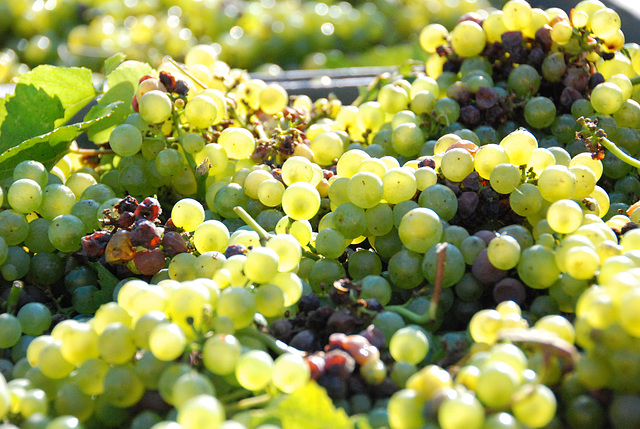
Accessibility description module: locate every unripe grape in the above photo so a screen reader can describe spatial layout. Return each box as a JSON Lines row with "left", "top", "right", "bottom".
{"left": 139, "top": 90, "right": 173, "bottom": 124}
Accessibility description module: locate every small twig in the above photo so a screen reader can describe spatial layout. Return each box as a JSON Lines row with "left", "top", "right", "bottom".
{"left": 6, "top": 281, "right": 23, "bottom": 315}
{"left": 224, "top": 393, "right": 272, "bottom": 413}
{"left": 164, "top": 56, "right": 209, "bottom": 90}
{"left": 233, "top": 206, "right": 272, "bottom": 245}
{"left": 428, "top": 242, "right": 448, "bottom": 322}
{"left": 70, "top": 148, "right": 115, "bottom": 156}
{"left": 236, "top": 327, "right": 304, "bottom": 356}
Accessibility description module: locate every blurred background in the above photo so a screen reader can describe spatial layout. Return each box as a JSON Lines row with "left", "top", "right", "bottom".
{"left": 0, "top": 0, "right": 637, "bottom": 84}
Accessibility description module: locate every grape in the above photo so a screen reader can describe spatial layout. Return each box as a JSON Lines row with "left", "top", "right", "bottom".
{"left": 418, "top": 184, "right": 457, "bottom": 221}
{"left": 182, "top": 132, "right": 205, "bottom": 154}
{"left": 591, "top": 82, "right": 624, "bottom": 114}
{"left": 538, "top": 165, "right": 576, "bottom": 202}
{"left": 193, "top": 220, "right": 229, "bottom": 254}
{"left": 525, "top": 96, "right": 556, "bottom": 129}
{"left": 382, "top": 168, "right": 417, "bottom": 205}
{"left": 172, "top": 198, "right": 205, "bottom": 232}
{"left": 185, "top": 94, "right": 218, "bottom": 129}
{"left": 489, "top": 163, "right": 521, "bottom": 194}
{"left": 508, "top": 64, "right": 541, "bottom": 98}
{"left": 500, "top": 129, "right": 537, "bottom": 166}
{"left": 47, "top": 214, "right": 85, "bottom": 253}
{"left": 218, "top": 127, "right": 256, "bottom": 160}
{"left": 16, "top": 303, "right": 51, "bottom": 337}
{"left": 450, "top": 21, "right": 486, "bottom": 58}
{"left": 14, "top": 160, "right": 48, "bottom": 188}
{"left": 217, "top": 287, "right": 256, "bottom": 329}
{"left": 138, "top": 90, "right": 172, "bottom": 124}
{"left": 389, "top": 326, "right": 429, "bottom": 365}
{"left": 109, "top": 124, "right": 143, "bottom": 157}
{"left": 388, "top": 389, "right": 427, "bottom": 429}
{"left": 476, "top": 361, "right": 521, "bottom": 409}
{"left": 0, "top": 314, "right": 21, "bottom": 349}
{"left": 235, "top": 350, "right": 274, "bottom": 391}
{"left": 8, "top": 178, "right": 42, "bottom": 214}
{"left": 517, "top": 245, "right": 560, "bottom": 289}
{"left": 102, "top": 364, "right": 145, "bottom": 407}
{"left": 0, "top": 210, "right": 29, "bottom": 246}
{"left": 398, "top": 208, "right": 442, "bottom": 254}
{"left": 439, "top": 392, "right": 484, "bottom": 429}
{"left": 487, "top": 235, "right": 521, "bottom": 270}
{"left": 547, "top": 199, "right": 583, "bottom": 234}
{"left": 511, "top": 384, "right": 556, "bottom": 428}
{"left": 422, "top": 243, "right": 465, "bottom": 287}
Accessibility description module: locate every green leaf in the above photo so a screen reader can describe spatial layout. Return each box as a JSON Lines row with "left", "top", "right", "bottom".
{"left": 17, "top": 65, "right": 97, "bottom": 124}
{"left": 0, "top": 101, "right": 121, "bottom": 181}
{"left": 84, "top": 60, "right": 154, "bottom": 144}
{"left": 268, "top": 381, "right": 353, "bottom": 429}
{"left": 104, "top": 53, "right": 127, "bottom": 76}
{"left": 89, "top": 261, "right": 121, "bottom": 305}
{"left": 0, "top": 84, "right": 65, "bottom": 152}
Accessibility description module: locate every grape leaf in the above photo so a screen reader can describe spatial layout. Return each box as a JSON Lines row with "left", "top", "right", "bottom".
{"left": 0, "top": 101, "right": 121, "bottom": 181}
{"left": 85, "top": 60, "right": 154, "bottom": 144}
{"left": 17, "top": 65, "right": 97, "bottom": 125}
{"left": 88, "top": 261, "right": 120, "bottom": 305}
{"left": 267, "top": 381, "right": 353, "bottom": 429}
{"left": 0, "top": 84, "right": 65, "bottom": 151}
{"left": 104, "top": 53, "right": 127, "bottom": 76}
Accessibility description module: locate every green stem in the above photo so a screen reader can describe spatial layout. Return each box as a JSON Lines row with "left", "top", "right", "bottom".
{"left": 165, "top": 56, "right": 209, "bottom": 90}
{"left": 224, "top": 393, "right": 272, "bottom": 413}
{"left": 428, "top": 242, "right": 448, "bottom": 322}
{"left": 7, "top": 281, "right": 23, "bottom": 315}
{"left": 219, "top": 389, "right": 253, "bottom": 405}
{"left": 233, "top": 206, "right": 272, "bottom": 245}
{"left": 237, "top": 327, "right": 304, "bottom": 356}
{"left": 600, "top": 137, "right": 640, "bottom": 169}
{"left": 385, "top": 305, "right": 433, "bottom": 324}
{"left": 631, "top": 76, "right": 640, "bottom": 86}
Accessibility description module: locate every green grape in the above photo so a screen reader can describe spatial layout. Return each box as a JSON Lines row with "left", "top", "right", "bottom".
{"left": 185, "top": 94, "right": 218, "bottom": 129}
{"left": 393, "top": 201, "right": 419, "bottom": 229}
{"left": 418, "top": 184, "right": 457, "bottom": 221}
{"left": 109, "top": 124, "right": 143, "bottom": 157}
{"left": 218, "top": 127, "right": 256, "bottom": 160}
{"left": 2, "top": 246, "right": 30, "bottom": 281}
{"left": 20, "top": 388, "right": 48, "bottom": 418}
{"left": 48, "top": 214, "right": 84, "bottom": 253}
{"left": 422, "top": 243, "right": 465, "bottom": 287}
{"left": 487, "top": 235, "right": 521, "bottom": 270}
{"left": 255, "top": 283, "right": 285, "bottom": 317}
{"left": 0, "top": 236, "right": 7, "bottom": 266}
{"left": 244, "top": 247, "right": 279, "bottom": 284}
{"left": 8, "top": 178, "right": 42, "bottom": 214}
{"left": 474, "top": 144, "right": 510, "bottom": 180}
{"left": 308, "top": 258, "right": 346, "bottom": 293}
{"left": 525, "top": 96, "right": 556, "bottom": 129}
{"left": 258, "top": 83, "right": 288, "bottom": 115}
{"left": 102, "top": 364, "right": 145, "bottom": 407}
{"left": 325, "top": 205, "right": 360, "bottom": 241}
{"left": 243, "top": 169, "right": 272, "bottom": 199}
{"left": 202, "top": 334, "right": 242, "bottom": 375}
{"left": 281, "top": 156, "right": 314, "bottom": 186}
{"left": 0, "top": 210, "right": 29, "bottom": 245}
{"left": 511, "top": 384, "right": 556, "bottom": 428}
{"left": 195, "top": 143, "right": 228, "bottom": 176}
{"left": 503, "top": 0, "right": 532, "bottom": 30}
{"left": 235, "top": 350, "right": 274, "bottom": 391}
{"left": 98, "top": 322, "right": 136, "bottom": 364}
{"left": 0, "top": 313, "right": 21, "bottom": 349}
{"left": 435, "top": 97, "right": 460, "bottom": 123}
{"left": 14, "top": 160, "right": 48, "bottom": 188}
{"left": 388, "top": 249, "right": 424, "bottom": 289}
{"left": 441, "top": 148, "right": 474, "bottom": 182}
{"left": 177, "top": 394, "right": 225, "bottom": 429}
{"left": 382, "top": 168, "right": 417, "bottom": 205}
{"left": 517, "top": 245, "right": 560, "bottom": 289}
{"left": 311, "top": 132, "right": 345, "bottom": 166}
{"left": 388, "top": 389, "right": 426, "bottom": 429}
{"left": 348, "top": 249, "right": 382, "bottom": 279}
{"left": 213, "top": 183, "right": 249, "bottom": 219}
{"left": 193, "top": 220, "right": 229, "bottom": 254}
{"left": 271, "top": 353, "right": 310, "bottom": 393}
{"left": 590, "top": 7, "right": 620, "bottom": 38}
{"left": 172, "top": 371, "right": 215, "bottom": 408}
{"left": 398, "top": 208, "right": 443, "bottom": 253}
{"left": 476, "top": 361, "right": 521, "bottom": 409}
{"left": 389, "top": 326, "right": 429, "bottom": 365}
{"left": 366, "top": 203, "right": 394, "bottom": 236}
{"left": 315, "top": 228, "right": 346, "bottom": 259}
{"left": 38, "top": 340, "right": 75, "bottom": 379}
{"left": 438, "top": 392, "right": 485, "bottom": 429}
{"left": 570, "top": 152, "right": 603, "bottom": 181}
{"left": 508, "top": 64, "right": 541, "bottom": 97}
{"left": 379, "top": 83, "right": 409, "bottom": 114}
{"left": 155, "top": 148, "right": 184, "bottom": 177}
{"left": 336, "top": 149, "right": 370, "bottom": 179}
{"left": 138, "top": 90, "right": 172, "bottom": 124}
{"left": 356, "top": 101, "right": 384, "bottom": 134}
{"left": 347, "top": 171, "right": 384, "bottom": 209}
{"left": 54, "top": 383, "right": 94, "bottom": 422}
{"left": 538, "top": 165, "right": 576, "bottom": 202}
{"left": 71, "top": 199, "right": 100, "bottom": 233}
{"left": 361, "top": 275, "right": 392, "bottom": 305}
{"left": 500, "top": 129, "right": 537, "bottom": 165}
{"left": 415, "top": 167, "right": 437, "bottom": 191}
{"left": 547, "top": 199, "right": 583, "bottom": 234}
{"left": 281, "top": 182, "right": 321, "bottom": 220}
{"left": 182, "top": 133, "right": 205, "bottom": 154}
{"left": 591, "top": 82, "right": 624, "bottom": 114}
{"left": 257, "top": 179, "right": 285, "bottom": 207}
{"left": 509, "top": 183, "right": 543, "bottom": 217}
{"left": 17, "top": 303, "right": 51, "bottom": 337}
{"left": 217, "top": 287, "right": 256, "bottom": 329}
{"left": 450, "top": 20, "right": 486, "bottom": 57}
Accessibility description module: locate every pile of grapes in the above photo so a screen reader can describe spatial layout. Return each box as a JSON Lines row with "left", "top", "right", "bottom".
{"left": 0, "top": 0, "right": 490, "bottom": 83}
{"left": 5, "top": 0, "right": 640, "bottom": 428}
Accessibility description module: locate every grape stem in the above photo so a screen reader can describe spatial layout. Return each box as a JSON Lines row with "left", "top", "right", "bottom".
{"left": 237, "top": 327, "right": 304, "bottom": 356}
{"left": 578, "top": 116, "right": 640, "bottom": 169}
{"left": 224, "top": 393, "right": 272, "bottom": 413}
{"left": 164, "top": 56, "right": 209, "bottom": 90}
{"left": 5, "top": 281, "right": 23, "bottom": 315}
{"left": 233, "top": 206, "right": 272, "bottom": 245}
{"left": 386, "top": 242, "right": 448, "bottom": 325}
